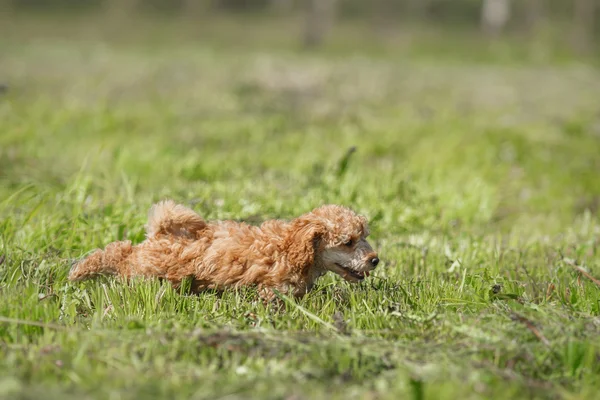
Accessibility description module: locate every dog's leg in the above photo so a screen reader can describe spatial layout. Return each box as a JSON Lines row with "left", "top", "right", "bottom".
{"left": 69, "top": 241, "right": 133, "bottom": 281}
{"left": 146, "top": 200, "right": 206, "bottom": 238}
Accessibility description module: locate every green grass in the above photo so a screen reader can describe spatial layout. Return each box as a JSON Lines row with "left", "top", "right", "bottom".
{"left": 1, "top": 14, "right": 600, "bottom": 400}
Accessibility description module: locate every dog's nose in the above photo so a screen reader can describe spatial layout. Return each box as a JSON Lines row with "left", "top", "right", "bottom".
{"left": 370, "top": 257, "right": 379, "bottom": 267}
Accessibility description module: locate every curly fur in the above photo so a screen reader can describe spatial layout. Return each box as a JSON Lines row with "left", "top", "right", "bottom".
{"left": 69, "top": 201, "right": 379, "bottom": 298}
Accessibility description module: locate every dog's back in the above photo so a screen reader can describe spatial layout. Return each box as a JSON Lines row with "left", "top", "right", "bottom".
{"left": 69, "top": 201, "right": 206, "bottom": 283}
{"left": 69, "top": 202, "right": 289, "bottom": 291}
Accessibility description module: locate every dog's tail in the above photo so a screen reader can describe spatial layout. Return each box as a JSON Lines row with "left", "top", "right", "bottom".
{"left": 145, "top": 200, "right": 206, "bottom": 239}
{"left": 68, "top": 241, "right": 133, "bottom": 281}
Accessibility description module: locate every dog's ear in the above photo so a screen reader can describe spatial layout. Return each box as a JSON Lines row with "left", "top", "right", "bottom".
{"left": 284, "top": 216, "right": 326, "bottom": 272}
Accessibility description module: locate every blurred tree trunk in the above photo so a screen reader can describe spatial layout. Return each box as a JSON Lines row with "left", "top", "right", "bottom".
{"left": 524, "top": 0, "right": 543, "bottom": 34}
{"left": 106, "top": 0, "right": 137, "bottom": 21}
{"left": 407, "top": 0, "right": 433, "bottom": 20}
{"left": 303, "top": 0, "right": 338, "bottom": 48}
{"left": 371, "top": 0, "right": 394, "bottom": 33}
{"left": 572, "top": 0, "right": 597, "bottom": 54}
{"left": 182, "top": 0, "right": 213, "bottom": 16}
{"left": 270, "top": 0, "right": 294, "bottom": 14}
{"left": 523, "top": 0, "right": 547, "bottom": 60}
{"left": 0, "top": 0, "right": 13, "bottom": 16}
{"left": 481, "top": 0, "right": 512, "bottom": 36}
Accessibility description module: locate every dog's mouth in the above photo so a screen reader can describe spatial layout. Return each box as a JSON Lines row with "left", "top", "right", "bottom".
{"left": 330, "top": 263, "right": 371, "bottom": 283}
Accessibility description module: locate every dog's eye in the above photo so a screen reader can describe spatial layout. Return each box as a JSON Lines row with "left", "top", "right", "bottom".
{"left": 344, "top": 240, "right": 354, "bottom": 247}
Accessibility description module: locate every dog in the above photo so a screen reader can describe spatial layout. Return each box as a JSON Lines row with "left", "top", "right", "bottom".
{"left": 69, "top": 200, "right": 379, "bottom": 299}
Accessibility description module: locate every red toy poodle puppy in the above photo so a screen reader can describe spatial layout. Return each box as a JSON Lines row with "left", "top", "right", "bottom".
{"left": 69, "top": 201, "right": 379, "bottom": 299}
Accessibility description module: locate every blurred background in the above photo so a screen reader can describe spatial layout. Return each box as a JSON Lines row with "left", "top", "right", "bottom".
{"left": 1, "top": 0, "right": 598, "bottom": 59}
{"left": 1, "top": 1, "right": 600, "bottom": 237}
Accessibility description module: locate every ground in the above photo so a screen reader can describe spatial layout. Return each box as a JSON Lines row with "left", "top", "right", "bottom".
{"left": 1, "top": 13, "right": 600, "bottom": 400}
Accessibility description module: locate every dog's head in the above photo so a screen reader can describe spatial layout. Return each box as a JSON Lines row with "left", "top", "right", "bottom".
{"left": 286, "top": 205, "right": 379, "bottom": 283}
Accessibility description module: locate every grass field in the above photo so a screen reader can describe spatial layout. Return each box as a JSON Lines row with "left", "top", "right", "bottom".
{"left": 1, "top": 14, "right": 600, "bottom": 400}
